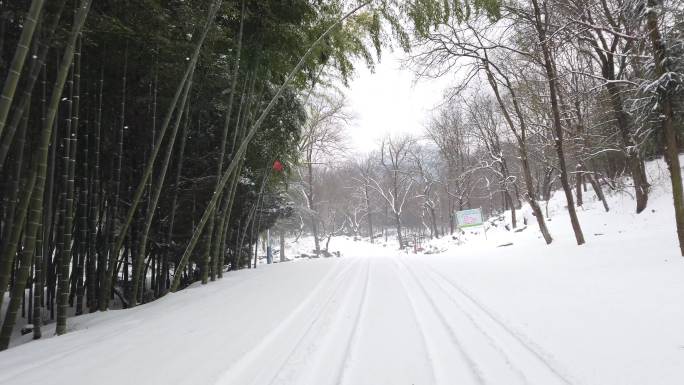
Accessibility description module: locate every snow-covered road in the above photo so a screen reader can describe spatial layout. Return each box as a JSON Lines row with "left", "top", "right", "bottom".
{"left": 0, "top": 256, "right": 582, "bottom": 385}
{"left": 2, "top": 241, "right": 684, "bottom": 385}
{"left": 223, "top": 256, "right": 574, "bottom": 385}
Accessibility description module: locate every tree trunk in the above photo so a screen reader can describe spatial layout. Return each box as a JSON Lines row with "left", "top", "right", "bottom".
{"left": 575, "top": 165, "right": 583, "bottom": 207}
{"left": 531, "top": 0, "right": 584, "bottom": 245}
{"left": 0, "top": 0, "right": 65, "bottom": 172}
{"left": 103, "top": 0, "right": 224, "bottom": 305}
{"left": 645, "top": 0, "right": 684, "bottom": 256}
{"left": 0, "top": 90, "right": 29, "bottom": 268}
{"left": 74, "top": 36, "right": 86, "bottom": 316}
{"left": 481, "top": 57, "right": 553, "bottom": 244}
{"left": 365, "top": 184, "right": 374, "bottom": 243}
{"left": 0, "top": 183, "right": 35, "bottom": 350}
{"left": 605, "top": 82, "right": 649, "bottom": 213}
{"left": 100, "top": 46, "right": 127, "bottom": 311}
{"left": 161, "top": 104, "right": 190, "bottom": 295}
{"left": 506, "top": 191, "right": 517, "bottom": 229}
{"left": 57, "top": 48, "right": 79, "bottom": 334}
{"left": 88, "top": 65, "right": 103, "bottom": 312}
{"left": 0, "top": 0, "right": 45, "bottom": 139}
{"left": 32, "top": 127, "right": 46, "bottom": 339}
{"left": 307, "top": 158, "right": 321, "bottom": 254}
{"left": 583, "top": 164, "right": 609, "bottom": 212}
{"left": 394, "top": 212, "right": 404, "bottom": 249}
{"left": 429, "top": 204, "right": 439, "bottom": 239}
{"left": 130, "top": 68, "right": 194, "bottom": 306}
{"left": 1, "top": 0, "right": 91, "bottom": 344}
{"left": 208, "top": 0, "right": 245, "bottom": 282}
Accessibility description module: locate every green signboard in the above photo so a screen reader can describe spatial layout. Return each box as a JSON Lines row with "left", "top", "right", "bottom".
{"left": 456, "top": 208, "right": 484, "bottom": 228}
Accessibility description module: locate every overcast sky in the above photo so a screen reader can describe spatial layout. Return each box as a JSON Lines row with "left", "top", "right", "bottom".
{"left": 342, "top": 50, "right": 453, "bottom": 154}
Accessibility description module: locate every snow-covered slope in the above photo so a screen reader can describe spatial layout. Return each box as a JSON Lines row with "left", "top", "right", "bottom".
{"left": 0, "top": 157, "right": 683, "bottom": 385}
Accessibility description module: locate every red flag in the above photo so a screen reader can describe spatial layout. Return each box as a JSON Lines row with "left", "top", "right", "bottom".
{"left": 272, "top": 160, "right": 284, "bottom": 172}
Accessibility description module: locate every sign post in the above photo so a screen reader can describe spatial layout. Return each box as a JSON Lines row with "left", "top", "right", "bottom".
{"left": 455, "top": 208, "right": 487, "bottom": 240}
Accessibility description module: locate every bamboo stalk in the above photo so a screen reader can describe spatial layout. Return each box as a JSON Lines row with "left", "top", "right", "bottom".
{"left": 101, "top": 0, "right": 223, "bottom": 308}
{"left": 0, "top": 0, "right": 45, "bottom": 139}
{"left": 130, "top": 68, "right": 195, "bottom": 306}
{"left": 0, "top": 0, "right": 65, "bottom": 172}
{"left": 171, "top": 1, "right": 371, "bottom": 291}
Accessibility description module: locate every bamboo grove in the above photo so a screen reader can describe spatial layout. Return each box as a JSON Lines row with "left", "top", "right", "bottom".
{"left": 0, "top": 0, "right": 402, "bottom": 349}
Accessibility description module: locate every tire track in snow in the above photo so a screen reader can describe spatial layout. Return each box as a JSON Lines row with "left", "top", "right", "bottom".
{"left": 419, "top": 260, "right": 579, "bottom": 385}
{"left": 390, "top": 258, "right": 440, "bottom": 385}
{"left": 214, "top": 258, "right": 361, "bottom": 385}
{"left": 267, "top": 259, "right": 368, "bottom": 385}
{"left": 334, "top": 258, "right": 371, "bottom": 385}
{"left": 395, "top": 257, "right": 486, "bottom": 385}
{"left": 405, "top": 258, "right": 529, "bottom": 384}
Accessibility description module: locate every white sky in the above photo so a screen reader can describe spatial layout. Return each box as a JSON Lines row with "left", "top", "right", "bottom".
{"left": 342, "top": 50, "right": 454, "bottom": 154}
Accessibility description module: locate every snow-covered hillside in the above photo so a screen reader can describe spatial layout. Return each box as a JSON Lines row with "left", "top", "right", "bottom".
{"left": 0, "top": 157, "right": 683, "bottom": 385}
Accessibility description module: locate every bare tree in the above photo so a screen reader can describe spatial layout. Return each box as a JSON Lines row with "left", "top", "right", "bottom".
{"left": 462, "top": 94, "right": 519, "bottom": 229}
{"left": 369, "top": 135, "right": 415, "bottom": 249}
{"left": 297, "top": 90, "right": 350, "bottom": 254}
{"left": 559, "top": 0, "right": 650, "bottom": 213}
{"left": 352, "top": 154, "right": 379, "bottom": 243}
{"left": 424, "top": 104, "right": 477, "bottom": 233}
{"left": 408, "top": 17, "right": 554, "bottom": 243}
{"left": 409, "top": 144, "right": 441, "bottom": 238}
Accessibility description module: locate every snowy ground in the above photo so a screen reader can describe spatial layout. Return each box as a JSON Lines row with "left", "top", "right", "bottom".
{"left": 1, "top": 157, "right": 683, "bottom": 385}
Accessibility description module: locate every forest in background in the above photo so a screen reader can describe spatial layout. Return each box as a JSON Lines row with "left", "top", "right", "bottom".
{"left": 0, "top": 0, "right": 681, "bottom": 351}
{"left": 292, "top": 0, "right": 684, "bottom": 256}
